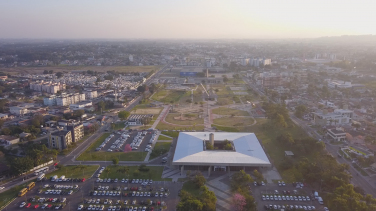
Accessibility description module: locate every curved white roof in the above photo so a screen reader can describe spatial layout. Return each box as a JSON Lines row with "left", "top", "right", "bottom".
{"left": 173, "top": 132, "right": 271, "bottom": 167}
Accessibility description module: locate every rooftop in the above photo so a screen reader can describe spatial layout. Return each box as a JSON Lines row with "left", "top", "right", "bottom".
{"left": 173, "top": 132, "right": 271, "bottom": 167}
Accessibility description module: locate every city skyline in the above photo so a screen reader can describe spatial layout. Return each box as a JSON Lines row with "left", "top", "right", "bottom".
{"left": 0, "top": 0, "right": 375, "bottom": 39}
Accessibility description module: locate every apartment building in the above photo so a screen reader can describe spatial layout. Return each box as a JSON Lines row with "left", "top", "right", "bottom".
{"left": 66, "top": 122, "right": 84, "bottom": 143}
{"left": 313, "top": 109, "right": 353, "bottom": 126}
{"left": 69, "top": 101, "right": 93, "bottom": 110}
{"left": 48, "top": 130, "right": 72, "bottom": 150}
{"left": 43, "top": 93, "right": 86, "bottom": 106}
{"left": 84, "top": 90, "right": 98, "bottom": 99}
{"left": 30, "top": 81, "right": 66, "bottom": 94}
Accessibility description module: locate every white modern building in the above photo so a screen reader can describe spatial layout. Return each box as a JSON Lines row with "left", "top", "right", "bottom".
{"left": 30, "top": 81, "right": 66, "bottom": 94}
{"left": 327, "top": 127, "right": 347, "bottom": 142}
{"left": 313, "top": 109, "right": 353, "bottom": 126}
{"left": 173, "top": 132, "right": 271, "bottom": 176}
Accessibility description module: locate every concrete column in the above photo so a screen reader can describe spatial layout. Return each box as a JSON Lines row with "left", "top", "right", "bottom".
{"left": 208, "top": 166, "right": 212, "bottom": 177}
{"left": 228, "top": 166, "right": 230, "bottom": 172}
{"left": 181, "top": 165, "right": 184, "bottom": 176}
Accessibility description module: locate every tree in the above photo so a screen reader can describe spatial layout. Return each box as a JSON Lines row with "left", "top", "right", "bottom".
{"left": 273, "top": 114, "right": 287, "bottom": 128}
{"left": 1, "top": 128, "right": 10, "bottom": 135}
{"left": 43, "top": 70, "right": 49, "bottom": 74}
{"left": 137, "top": 85, "right": 146, "bottom": 93}
{"left": 48, "top": 70, "right": 53, "bottom": 74}
{"left": 118, "top": 111, "right": 130, "bottom": 120}
{"left": 232, "top": 193, "right": 247, "bottom": 211}
{"left": 295, "top": 105, "right": 307, "bottom": 118}
{"left": 230, "top": 170, "right": 253, "bottom": 191}
{"left": 112, "top": 157, "right": 119, "bottom": 165}
{"left": 56, "top": 72, "right": 63, "bottom": 78}
{"left": 177, "top": 198, "right": 203, "bottom": 211}
{"left": 192, "top": 174, "right": 206, "bottom": 188}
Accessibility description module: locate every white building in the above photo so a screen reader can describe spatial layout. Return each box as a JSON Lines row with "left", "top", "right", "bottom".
{"left": 327, "top": 127, "right": 346, "bottom": 142}
{"left": 44, "top": 93, "right": 86, "bottom": 106}
{"left": 10, "top": 106, "right": 29, "bottom": 116}
{"left": 69, "top": 101, "right": 93, "bottom": 110}
{"left": 173, "top": 132, "right": 271, "bottom": 176}
{"left": 313, "top": 109, "right": 353, "bottom": 126}
{"left": 0, "top": 113, "right": 8, "bottom": 119}
{"left": 30, "top": 81, "right": 66, "bottom": 94}
{"left": 129, "top": 55, "right": 133, "bottom": 62}
{"left": 84, "top": 90, "right": 98, "bottom": 99}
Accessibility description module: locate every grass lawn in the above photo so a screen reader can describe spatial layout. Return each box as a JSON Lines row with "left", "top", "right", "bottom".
{"left": 76, "top": 133, "right": 147, "bottom": 161}
{"left": 152, "top": 90, "right": 189, "bottom": 103}
{"left": 161, "top": 131, "right": 179, "bottom": 138}
{"left": 213, "top": 117, "right": 254, "bottom": 127}
{"left": 212, "top": 107, "right": 250, "bottom": 116}
{"left": 158, "top": 135, "right": 172, "bottom": 140}
{"left": 0, "top": 182, "right": 31, "bottom": 209}
{"left": 213, "top": 86, "right": 232, "bottom": 97}
{"left": 149, "top": 142, "right": 171, "bottom": 160}
{"left": 99, "top": 165, "right": 171, "bottom": 181}
{"left": 216, "top": 98, "right": 233, "bottom": 106}
{"left": 156, "top": 121, "right": 204, "bottom": 131}
{"left": 113, "top": 122, "right": 125, "bottom": 130}
{"left": 182, "top": 180, "right": 201, "bottom": 196}
{"left": 77, "top": 151, "right": 147, "bottom": 161}
{"left": 353, "top": 163, "right": 369, "bottom": 176}
{"left": 45, "top": 165, "right": 99, "bottom": 179}
{"left": 349, "top": 146, "right": 367, "bottom": 155}
{"left": 164, "top": 113, "right": 204, "bottom": 126}
{"left": 212, "top": 124, "right": 239, "bottom": 132}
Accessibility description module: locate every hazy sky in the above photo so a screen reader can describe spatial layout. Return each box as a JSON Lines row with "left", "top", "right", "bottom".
{"left": 0, "top": 0, "right": 375, "bottom": 39}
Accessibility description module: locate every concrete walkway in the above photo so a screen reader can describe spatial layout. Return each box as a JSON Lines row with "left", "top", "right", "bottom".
{"left": 207, "top": 172, "right": 234, "bottom": 211}
{"left": 151, "top": 105, "right": 170, "bottom": 129}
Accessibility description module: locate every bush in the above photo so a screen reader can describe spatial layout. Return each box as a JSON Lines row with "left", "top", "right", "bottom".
{"left": 138, "top": 164, "right": 149, "bottom": 172}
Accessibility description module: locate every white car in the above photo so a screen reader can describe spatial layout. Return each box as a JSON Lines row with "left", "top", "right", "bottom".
{"left": 19, "top": 202, "right": 26, "bottom": 208}
{"left": 0, "top": 187, "right": 5, "bottom": 190}
{"left": 77, "top": 205, "right": 83, "bottom": 210}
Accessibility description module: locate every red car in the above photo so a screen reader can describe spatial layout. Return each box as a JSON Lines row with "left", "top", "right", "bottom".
{"left": 47, "top": 204, "right": 52, "bottom": 209}
{"left": 48, "top": 198, "right": 53, "bottom": 202}
{"left": 33, "top": 204, "right": 39, "bottom": 209}
{"left": 150, "top": 207, "right": 154, "bottom": 211}
{"left": 157, "top": 201, "right": 160, "bottom": 206}
{"left": 25, "top": 203, "right": 31, "bottom": 208}
{"left": 81, "top": 178, "right": 86, "bottom": 182}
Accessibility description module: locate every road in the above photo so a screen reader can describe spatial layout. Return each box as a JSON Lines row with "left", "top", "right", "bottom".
{"left": 242, "top": 78, "right": 376, "bottom": 197}
{"left": 0, "top": 64, "right": 170, "bottom": 194}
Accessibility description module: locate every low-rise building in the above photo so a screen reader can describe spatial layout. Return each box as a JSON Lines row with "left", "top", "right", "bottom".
{"left": 9, "top": 106, "right": 29, "bottom": 116}
{"left": 48, "top": 130, "right": 72, "bottom": 150}
{"left": 0, "top": 113, "right": 8, "bottom": 119}
{"left": 0, "top": 135, "right": 19, "bottom": 146}
{"left": 327, "top": 127, "right": 346, "bottom": 142}
{"left": 69, "top": 101, "right": 93, "bottom": 110}
{"left": 313, "top": 109, "right": 353, "bottom": 126}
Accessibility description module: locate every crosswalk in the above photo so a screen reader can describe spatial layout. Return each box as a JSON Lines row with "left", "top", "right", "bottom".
{"left": 161, "top": 167, "right": 180, "bottom": 179}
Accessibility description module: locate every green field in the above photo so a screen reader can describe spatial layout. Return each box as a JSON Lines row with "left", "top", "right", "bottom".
{"left": 182, "top": 180, "right": 201, "bottom": 196}
{"left": 156, "top": 121, "right": 204, "bottom": 131}
{"left": 158, "top": 135, "right": 172, "bottom": 140}
{"left": 213, "top": 117, "right": 254, "bottom": 127}
{"left": 151, "top": 90, "right": 189, "bottom": 103}
{"left": 161, "top": 131, "right": 179, "bottom": 138}
{"left": 98, "top": 165, "right": 171, "bottom": 181}
{"left": 212, "top": 124, "right": 239, "bottom": 132}
{"left": 77, "top": 151, "right": 147, "bottom": 162}
{"left": 164, "top": 113, "right": 204, "bottom": 126}
{"left": 45, "top": 165, "right": 99, "bottom": 179}
{"left": 113, "top": 122, "right": 125, "bottom": 130}
{"left": 212, "top": 107, "right": 250, "bottom": 116}
{"left": 76, "top": 133, "right": 147, "bottom": 161}
{"left": 150, "top": 142, "right": 171, "bottom": 160}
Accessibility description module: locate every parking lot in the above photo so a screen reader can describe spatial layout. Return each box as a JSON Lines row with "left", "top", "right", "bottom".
{"left": 10, "top": 168, "right": 181, "bottom": 211}
{"left": 97, "top": 130, "right": 158, "bottom": 153}
{"left": 253, "top": 181, "right": 323, "bottom": 211}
